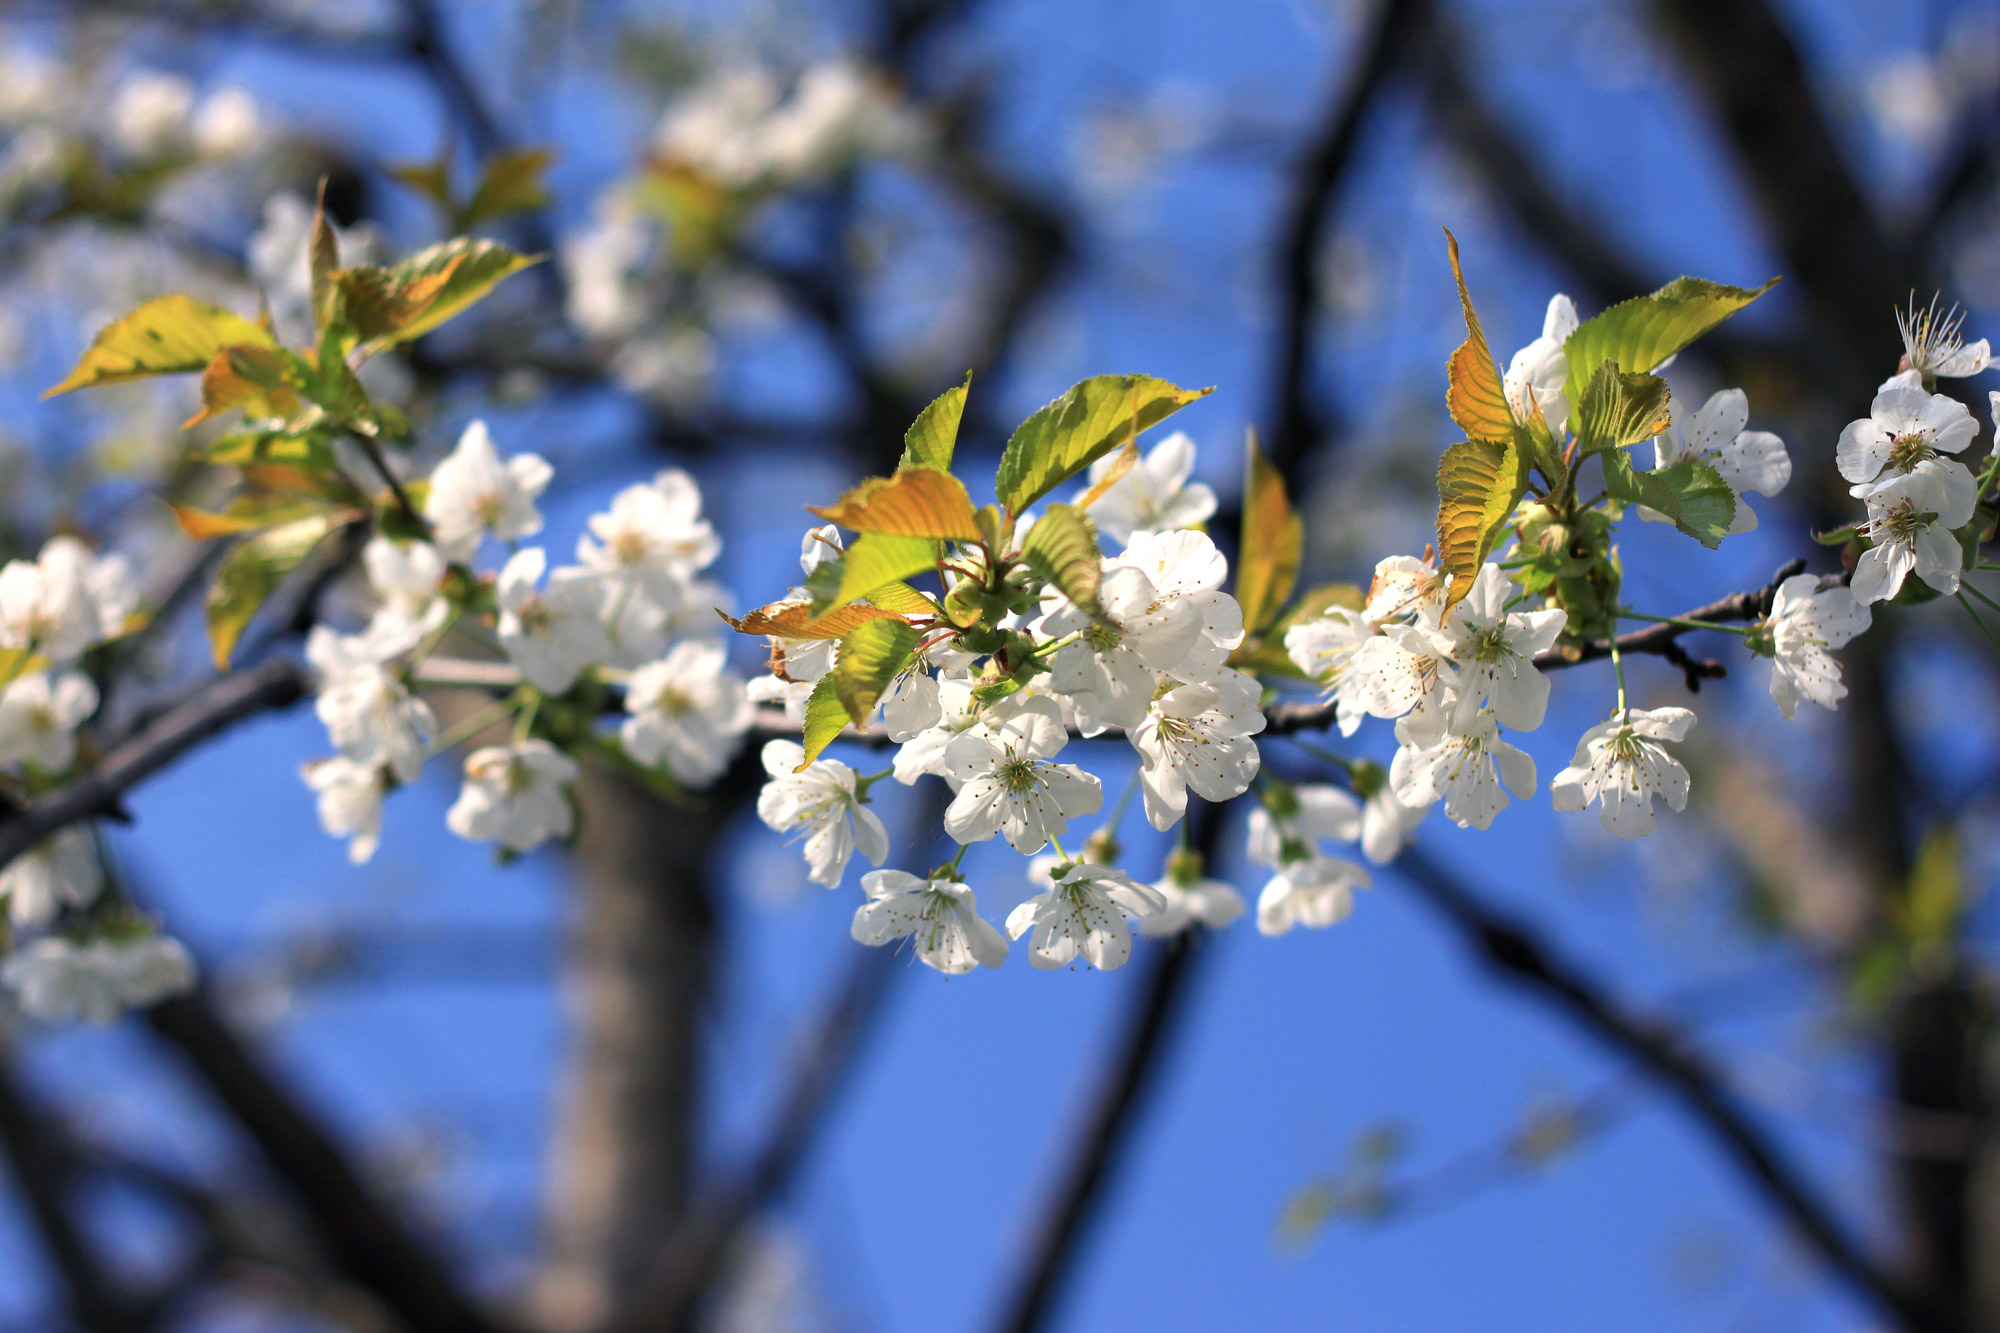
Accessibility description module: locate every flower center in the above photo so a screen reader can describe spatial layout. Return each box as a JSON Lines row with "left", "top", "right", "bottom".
{"left": 656, "top": 686, "right": 690, "bottom": 716}
{"left": 1469, "top": 624, "right": 1511, "bottom": 662}
{"left": 1084, "top": 621, "right": 1121, "bottom": 652}
{"left": 998, "top": 757, "right": 1039, "bottom": 794}
{"left": 612, "top": 530, "right": 650, "bottom": 565}
{"left": 518, "top": 596, "right": 556, "bottom": 635}
{"left": 1874, "top": 498, "right": 1937, "bottom": 542}
{"left": 1887, "top": 433, "right": 1934, "bottom": 472}
{"left": 475, "top": 491, "right": 508, "bottom": 527}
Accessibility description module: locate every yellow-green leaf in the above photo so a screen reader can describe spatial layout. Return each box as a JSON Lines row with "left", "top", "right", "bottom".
{"left": 362, "top": 237, "right": 540, "bottom": 352}
{"left": 995, "top": 374, "right": 1212, "bottom": 516}
{"left": 1436, "top": 437, "right": 1527, "bottom": 609}
{"left": 463, "top": 148, "right": 554, "bottom": 227}
{"left": 1020, "top": 504, "right": 1102, "bottom": 612}
{"left": 831, "top": 534, "right": 943, "bottom": 609}
{"left": 45, "top": 295, "right": 274, "bottom": 397}
{"left": 809, "top": 467, "right": 981, "bottom": 541}
{"left": 1572, "top": 361, "right": 1672, "bottom": 456}
{"left": 797, "top": 676, "right": 851, "bottom": 769}
{"left": 309, "top": 186, "right": 341, "bottom": 337}
{"left": 1600, "top": 449, "right": 1734, "bottom": 548}
{"left": 1561, "top": 275, "right": 1779, "bottom": 407}
{"left": 832, "top": 618, "right": 923, "bottom": 726}
{"left": 185, "top": 344, "right": 312, "bottom": 429}
{"left": 865, "top": 581, "right": 942, "bottom": 617}
{"left": 900, "top": 373, "right": 969, "bottom": 472}
{"left": 1442, "top": 230, "right": 1519, "bottom": 446}
{"left": 723, "top": 600, "right": 908, "bottom": 640}
{"left": 206, "top": 512, "right": 354, "bottom": 666}
{"left": 1238, "top": 432, "right": 1302, "bottom": 635}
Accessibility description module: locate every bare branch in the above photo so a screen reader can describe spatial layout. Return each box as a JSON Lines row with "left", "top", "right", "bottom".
{"left": 1391, "top": 844, "right": 1948, "bottom": 1333}
{"left": 0, "top": 661, "right": 308, "bottom": 879}
{"left": 1264, "top": 0, "right": 1431, "bottom": 480}
{"left": 146, "top": 987, "right": 513, "bottom": 1333}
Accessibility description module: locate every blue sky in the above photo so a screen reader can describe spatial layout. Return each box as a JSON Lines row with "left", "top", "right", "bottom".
{"left": 4, "top": 0, "right": 1991, "bottom": 1329}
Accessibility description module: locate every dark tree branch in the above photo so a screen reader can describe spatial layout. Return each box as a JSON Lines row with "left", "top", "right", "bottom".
{"left": 592, "top": 941, "right": 902, "bottom": 1333}
{"left": 0, "top": 660, "right": 307, "bottom": 880}
{"left": 1265, "top": 0, "right": 1431, "bottom": 481}
{"left": 1391, "top": 844, "right": 1948, "bottom": 1333}
{"left": 146, "top": 987, "right": 511, "bottom": 1333}
{"left": 0, "top": 1056, "right": 138, "bottom": 1332}
{"left": 982, "top": 800, "right": 1224, "bottom": 1333}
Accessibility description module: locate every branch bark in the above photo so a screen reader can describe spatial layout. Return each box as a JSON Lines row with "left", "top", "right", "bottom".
{"left": 146, "top": 988, "right": 510, "bottom": 1333}
{"left": 1392, "top": 843, "right": 1948, "bottom": 1333}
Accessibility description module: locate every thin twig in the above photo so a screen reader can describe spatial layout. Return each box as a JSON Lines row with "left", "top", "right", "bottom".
{"left": 1392, "top": 844, "right": 1947, "bottom": 1333}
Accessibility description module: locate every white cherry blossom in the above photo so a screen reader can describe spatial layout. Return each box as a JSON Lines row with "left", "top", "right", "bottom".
{"left": 1349, "top": 619, "right": 1459, "bottom": 728}
{"left": 1138, "top": 852, "right": 1245, "bottom": 937}
{"left": 1503, "top": 294, "right": 1579, "bottom": 434}
{"left": 301, "top": 756, "right": 388, "bottom": 865}
{"left": 496, "top": 548, "right": 614, "bottom": 694}
{"left": 1389, "top": 709, "right": 1536, "bottom": 830}
{"left": 1441, "top": 564, "right": 1565, "bottom": 731}
{"left": 1364, "top": 554, "right": 1446, "bottom": 625}
{"left": 1256, "top": 854, "right": 1371, "bottom": 937}
{"left": 3, "top": 935, "right": 195, "bottom": 1024}
{"left": 1837, "top": 381, "right": 1979, "bottom": 507}
{"left": 621, "top": 639, "right": 752, "bottom": 786}
{"left": 942, "top": 703, "right": 1102, "bottom": 854}
{"left": 1284, "top": 605, "right": 1377, "bottom": 735}
{"left": 0, "top": 536, "right": 135, "bottom": 662}
{"left": 1129, "top": 671, "right": 1265, "bottom": 829}
{"left": 1850, "top": 467, "right": 1975, "bottom": 604}
{"left": 1356, "top": 768, "right": 1425, "bottom": 864}
{"left": 363, "top": 537, "right": 450, "bottom": 647}
{"left": 1078, "top": 431, "right": 1217, "bottom": 545}
{"left": 446, "top": 740, "right": 580, "bottom": 853}
{"left": 1897, "top": 296, "right": 1990, "bottom": 382}
{"left": 1247, "top": 782, "right": 1362, "bottom": 866}
{"left": 1042, "top": 564, "right": 1206, "bottom": 732}
{"left": 0, "top": 670, "right": 97, "bottom": 772}
{"left": 1646, "top": 389, "right": 1791, "bottom": 534}
{"left": 0, "top": 826, "right": 101, "bottom": 927}
{"left": 575, "top": 468, "right": 722, "bottom": 590}
{"left": 1760, "top": 574, "right": 1870, "bottom": 720}
{"left": 850, "top": 870, "right": 1008, "bottom": 973}
{"left": 1006, "top": 861, "right": 1165, "bottom": 970}
{"left": 878, "top": 665, "right": 941, "bottom": 741}
{"left": 424, "top": 420, "right": 553, "bottom": 559}
{"left": 1106, "top": 530, "right": 1245, "bottom": 680}
{"left": 757, "top": 740, "right": 889, "bottom": 887}
{"left": 306, "top": 626, "right": 436, "bottom": 782}
{"left": 891, "top": 677, "right": 980, "bottom": 784}
{"left": 1551, "top": 707, "right": 1696, "bottom": 840}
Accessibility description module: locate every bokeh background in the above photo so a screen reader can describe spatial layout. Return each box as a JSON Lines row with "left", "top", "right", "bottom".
{"left": 0, "top": 0, "right": 1996, "bottom": 1330}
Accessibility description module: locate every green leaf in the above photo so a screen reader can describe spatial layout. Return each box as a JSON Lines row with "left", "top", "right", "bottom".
{"left": 1561, "top": 275, "right": 1779, "bottom": 407}
{"left": 206, "top": 511, "right": 354, "bottom": 666}
{"left": 830, "top": 534, "right": 943, "bottom": 609}
{"left": 45, "top": 295, "right": 274, "bottom": 397}
{"left": 1600, "top": 449, "right": 1735, "bottom": 548}
{"left": 1020, "top": 504, "right": 1102, "bottom": 612}
{"left": 831, "top": 618, "right": 923, "bottom": 726}
{"left": 865, "top": 581, "right": 942, "bottom": 618}
{"left": 900, "top": 373, "right": 970, "bottom": 471}
{"left": 309, "top": 187, "right": 341, "bottom": 338}
{"left": 1436, "top": 438, "right": 1528, "bottom": 608}
{"left": 1238, "top": 433, "right": 1303, "bottom": 634}
{"left": 797, "top": 676, "right": 851, "bottom": 769}
{"left": 809, "top": 467, "right": 981, "bottom": 541}
{"left": 995, "top": 374, "right": 1212, "bottom": 516}
{"left": 1571, "top": 361, "right": 1672, "bottom": 456}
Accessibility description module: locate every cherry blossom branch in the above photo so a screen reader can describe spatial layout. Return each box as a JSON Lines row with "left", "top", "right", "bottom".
{"left": 0, "top": 660, "right": 309, "bottom": 879}
{"left": 1391, "top": 843, "right": 1948, "bottom": 1333}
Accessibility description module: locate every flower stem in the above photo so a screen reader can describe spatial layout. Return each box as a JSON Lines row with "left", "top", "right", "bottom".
{"left": 1031, "top": 630, "right": 1084, "bottom": 660}
{"left": 1290, "top": 738, "right": 1357, "bottom": 775}
{"left": 945, "top": 842, "right": 970, "bottom": 875}
{"left": 1047, "top": 832, "right": 1070, "bottom": 864}
{"left": 429, "top": 689, "right": 525, "bottom": 755}
{"left": 1609, "top": 633, "right": 1628, "bottom": 718}
{"left": 512, "top": 690, "right": 542, "bottom": 744}
{"left": 853, "top": 767, "right": 894, "bottom": 800}
{"left": 352, "top": 434, "right": 426, "bottom": 534}
{"left": 1958, "top": 579, "right": 2000, "bottom": 618}
{"left": 1957, "top": 591, "right": 2000, "bottom": 657}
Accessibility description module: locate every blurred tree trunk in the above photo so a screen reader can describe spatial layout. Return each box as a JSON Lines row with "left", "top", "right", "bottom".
{"left": 532, "top": 768, "right": 720, "bottom": 1332}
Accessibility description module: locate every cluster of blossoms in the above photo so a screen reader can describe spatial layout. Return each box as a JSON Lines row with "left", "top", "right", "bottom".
{"left": 300, "top": 420, "right": 751, "bottom": 864}
{"left": 558, "top": 59, "right": 925, "bottom": 406}
{"left": 0, "top": 535, "right": 195, "bottom": 1019}
{"left": 734, "top": 264, "right": 2000, "bottom": 977}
